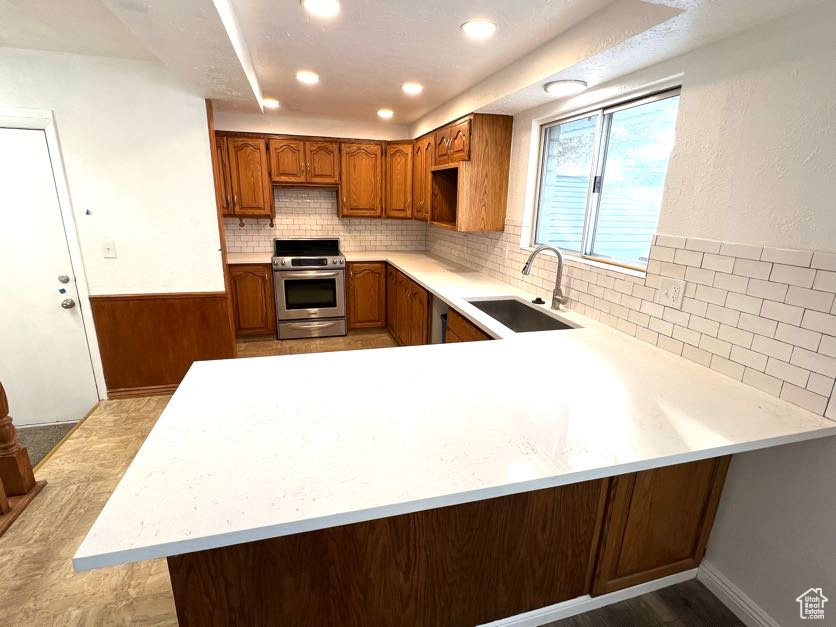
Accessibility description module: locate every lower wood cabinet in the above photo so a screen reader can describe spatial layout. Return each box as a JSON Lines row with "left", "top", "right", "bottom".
{"left": 446, "top": 309, "right": 492, "bottom": 343}
{"left": 387, "top": 264, "right": 429, "bottom": 346}
{"left": 229, "top": 264, "right": 276, "bottom": 337}
{"left": 347, "top": 262, "right": 386, "bottom": 329}
{"left": 591, "top": 456, "right": 731, "bottom": 595}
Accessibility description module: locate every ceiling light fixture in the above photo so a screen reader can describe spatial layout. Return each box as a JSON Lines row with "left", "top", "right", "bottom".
{"left": 296, "top": 70, "right": 320, "bottom": 85}
{"left": 301, "top": 0, "right": 340, "bottom": 19}
{"left": 461, "top": 19, "right": 497, "bottom": 41}
{"left": 377, "top": 108, "right": 394, "bottom": 120}
{"left": 262, "top": 98, "right": 280, "bottom": 110}
{"left": 401, "top": 82, "right": 424, "bottom": 96}
{"left": 543, "top": 80, "right": 588, "bottom": 97}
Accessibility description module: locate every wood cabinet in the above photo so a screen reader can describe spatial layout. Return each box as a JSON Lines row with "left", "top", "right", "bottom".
{"left": 591, "top": 456, "right": 731, "bottom": 596}
{"left": 429, "top": 114, "right": 512, "bottom": 232}
{"left": 214, "top": 136, "right": 234, "bottom": 215}
{"left": 268, "top": 139, "right": 340, "bottom": 185}
{"left": 446, "top": 309, "right": 492, "bottom": 343}
{"left": 226, "top": 137, "right": 273, "bottom": 218}
{"left": 384, "top": 142, "right": 413, "bottom": 219}
{"left": 386, "top": 265, "right": 429, "bottom": 346}
{"left": 412, "top": 134, "right": 434, "bottom": 221}
{"left": 347, "top": 262, "right": 386, "bottom": 329}
{"left": 340, "top": 143, "right": 383, "bottom": 217}
{"left": 229, "top": 264, "right": 276, "bottom": 337}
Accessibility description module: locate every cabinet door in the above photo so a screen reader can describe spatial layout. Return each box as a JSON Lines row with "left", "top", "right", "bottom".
{"left": 386, "top": 265, "right": 398, "bottom": 339}
{"left": 228, "top": 138, "right": 272, "bottom": 217}
{"left": 214, "top": 136, "right": 234, "bottom": 216}
{"left": 340, "top": 143, "right": 383, "bottom": 217}
{"left": 412, "top": 135, "right": 433, "bottom": 221}
{"left": 230, "top": 264, "right": 276, "bottom": 337}
{"left": 347, "top": 262, "right": 386, "bottom": 328}
{"left": 407, "top": 282, "right": 429, "bottom": 346}
{"left": 384, "top": 142, "right": 413, "bottom": 219}
{"left": 447, "top": 119, "right": 471, "bottom": 162}
{"left": 591, "top": 456, "right": 731, "bottom": 596}
{"left": 447, "top": 309, "right": 491, "bottom": 342}
{"left": 306, "top": 141, "right": 340, "bottom": 184}
{"left": 268, "top": 139, "right": 306, "bottom": 183}
{"left": 395, "top": 273, "right": 411, "bottom": 346}
{"left": 434, "top": 128, "right": 451, "bottom": 165}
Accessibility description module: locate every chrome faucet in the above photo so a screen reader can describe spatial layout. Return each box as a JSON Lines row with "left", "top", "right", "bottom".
{"left": 522, "top": 245, "right": 566, "bottom": 309}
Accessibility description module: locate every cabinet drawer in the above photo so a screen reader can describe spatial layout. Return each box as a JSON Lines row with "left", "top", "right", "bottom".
{"left": 447, "top": 309, "right": 491, "bottom": 342}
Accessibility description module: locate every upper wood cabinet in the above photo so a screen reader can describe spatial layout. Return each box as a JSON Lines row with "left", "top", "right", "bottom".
{"left": 412, "top": 134, "right": 434, "bottom": 222}
{"left": 429, "top": 114, "right": 513, "bottom": 232}
{"left": 347, "top": 262, "right": 386, "bottom": 329}
{"left": 229, "top": 264, "right": 276, "bottom": 337}
{"left": 591, "top": 456, "right": 731, "bottom": 596}
{"left": 268, "top": 139, "right": 306, "bottom": 183}
{"left": 269, "top": 139, "right": 340, "bottom": 185}
{"left": 384, "top": 142, "right": 413, "bottom": 219}
{"left": 340, "top": 142, "right": 383, "bottom": 218}
{"left": 226, "top": 137, "right": 273, "bottom": 218}
{"left": 214, "top": 136, "right": 233, "bottom": 215}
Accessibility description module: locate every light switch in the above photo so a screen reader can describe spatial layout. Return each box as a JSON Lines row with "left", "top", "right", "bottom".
{"left": 658, "top": 276, "right": 685, "bottom": 309}
{"left": 102, "top": 240, "right": 117, "bottom": 258}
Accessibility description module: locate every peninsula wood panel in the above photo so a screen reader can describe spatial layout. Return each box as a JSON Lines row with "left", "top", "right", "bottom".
{"left": 384, "top": 142, "right": 413, "bottom": 219}
{"left": 347, "top": 262, "right": 386, "bottom": 329}
{"left": 591, "top": 456, "right": 731, "bottom": 595}
{"left": 229, "top": 264, "right": 276, "bottom": 337}
{"left": 90, "top": 293, "right": 235, "bottom": 398}
{"left": 167, "top": 478, "right": 608, "bottom": 627}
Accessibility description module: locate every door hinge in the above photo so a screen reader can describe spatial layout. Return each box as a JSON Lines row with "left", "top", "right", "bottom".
{"left": 592, "top": 176, "right": 603, "bottom": 194}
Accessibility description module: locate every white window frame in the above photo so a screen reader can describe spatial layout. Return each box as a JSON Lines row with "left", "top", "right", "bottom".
{"left": 530, "top": 87, "right": 681, "bottom": 272}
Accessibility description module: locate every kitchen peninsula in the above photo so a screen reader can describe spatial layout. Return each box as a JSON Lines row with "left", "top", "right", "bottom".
{"left": 74, "top": 254, "right": 836, "bottom": 626}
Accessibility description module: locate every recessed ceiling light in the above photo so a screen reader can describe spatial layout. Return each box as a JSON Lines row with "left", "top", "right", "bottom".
{"left": 262, "top": 98, "right": 280, "bottom": 110}
{"left": 296, "top": 70, "right": 320, "bottom": 85}
{"left": 377, "top": 108, "right": 394, "bottom": 120}
{"left": 543, "top": 80, "right": 588, "bottom": 97}
{"left": 401, "top": 82, "right": 424, "bottom": 96}
{"left": 461, "top": 19, "right": 497, "bottom": 41}
{"left": 301, "top": 0, "right": 340, "bottom": 19}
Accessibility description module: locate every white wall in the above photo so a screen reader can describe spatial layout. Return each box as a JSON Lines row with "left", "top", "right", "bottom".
{"left": 499, "top": 5, "right": 836, "bottom": 625}
{"left": 0, "top": 48, "right": 224, "bottom": 294}
{"left": 214, "top": 110, "right": 409, "bottom": 141}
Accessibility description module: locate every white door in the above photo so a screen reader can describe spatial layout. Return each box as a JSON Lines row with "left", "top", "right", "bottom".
{"left": 0, "top": 128, "right": 99, "bottom": 426}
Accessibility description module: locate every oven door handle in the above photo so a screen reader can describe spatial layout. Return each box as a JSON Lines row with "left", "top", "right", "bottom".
{"left": 277, "top": 271, "right": 343, "bottom": 279}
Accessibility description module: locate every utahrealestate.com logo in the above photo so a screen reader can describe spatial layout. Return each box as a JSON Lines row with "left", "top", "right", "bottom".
{"left": 796, "top": 588, "right": 828, "bottom": 620}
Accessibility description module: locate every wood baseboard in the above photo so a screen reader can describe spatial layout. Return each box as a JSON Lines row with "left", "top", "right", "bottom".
{"left": 107, "top": 384, "right": 180, "bottom": 400}
{"left": 0, "top": 480, "right": 46, "bottom": 538}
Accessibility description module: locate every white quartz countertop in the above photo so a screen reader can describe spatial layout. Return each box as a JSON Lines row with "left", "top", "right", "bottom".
{"left": 74, "top": 252, "right": 836, "bottom": 571}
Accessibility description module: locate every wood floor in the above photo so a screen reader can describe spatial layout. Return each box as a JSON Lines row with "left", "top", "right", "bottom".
{"left": 236, "top": 328, "right": 397, "bottom": 358}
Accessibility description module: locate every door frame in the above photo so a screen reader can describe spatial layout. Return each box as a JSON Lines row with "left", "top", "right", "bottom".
{"left": 0, "top": 106, "right": 106, "bottom": 401}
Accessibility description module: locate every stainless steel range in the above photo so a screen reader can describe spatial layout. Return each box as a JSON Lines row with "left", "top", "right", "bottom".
{"left": 272, "top": 238, "right": 347, "bottom": 339}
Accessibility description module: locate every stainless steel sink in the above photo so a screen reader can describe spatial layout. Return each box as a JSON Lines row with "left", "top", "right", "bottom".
{"left": 466, "top": 297, "right": 579, "bottom": 333}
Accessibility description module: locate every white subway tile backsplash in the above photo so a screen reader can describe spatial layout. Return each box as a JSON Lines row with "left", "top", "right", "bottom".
{"left": 760, "top": 247, "right": 813, "bottom": 267}
{"left": 769, "top": 264, "right": 816, "bottom": 288}
{"left": 426, "top": 226, "right": 835, "bottom": 419}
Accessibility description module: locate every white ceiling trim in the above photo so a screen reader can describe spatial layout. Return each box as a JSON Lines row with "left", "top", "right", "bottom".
{"left": 211, "top": 0, "right": 262, "bottom": 108}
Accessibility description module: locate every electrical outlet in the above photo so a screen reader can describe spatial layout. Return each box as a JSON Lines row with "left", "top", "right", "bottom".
{"left": 102, "top": 239, "right": 117, "bottom": 259}
{"left": 659, "top": 276, "right": 685, "bottom": 309}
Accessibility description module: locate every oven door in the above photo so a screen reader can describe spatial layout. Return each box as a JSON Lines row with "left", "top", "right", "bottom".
{"left": 275, "top": 269, "right": 345, "bottom": 321}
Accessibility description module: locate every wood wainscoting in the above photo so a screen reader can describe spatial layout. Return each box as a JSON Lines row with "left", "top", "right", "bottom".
{"left": 90, "top": 292, "right": 235, "bottom": 398}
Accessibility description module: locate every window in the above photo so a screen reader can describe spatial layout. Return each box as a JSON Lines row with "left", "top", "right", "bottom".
{"left": 533, "top": 89, "right": 680, "bottom": 269}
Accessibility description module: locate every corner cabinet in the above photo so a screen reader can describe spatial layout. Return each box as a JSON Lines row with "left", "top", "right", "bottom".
{"left": 347, "top": 262, "right": 386, "bottom": 329}
{"left": 226, "top": 137, "right": 273, "bottom": 219}
{"left": 229, "top": 264, "right": 276, "bottom": 337}
{"left": 384, "top": 142, "right": 413, "bottom": 219}
{"left": 412, "top": 134, "right": 434, "bottom": 221}
{"left": 340, "top": 143, "right": 383, "bottom": 217}
{"left": 591, "top": 456, "right": 731, "bottom": 595}
{"left": 429, "top": 114, "right": 512, "bottom": 232}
